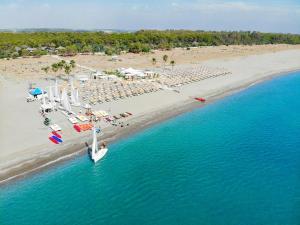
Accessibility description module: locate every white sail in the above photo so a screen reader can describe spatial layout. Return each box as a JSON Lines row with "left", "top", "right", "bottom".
{"left": 49, "top": 86, "right": 55, "bottom": 104}
{"left": 70, "top": 89, "right": 76, "bottom": 104}
{"left": 61, "top": 88, "right": 72, "bottom": 113}
{"left": 70, "top": 77, "right": 74, "bottom": 91}
{"left": 92, "top": 128, "right": 99, "bottom": 155}
{"left": 75, "top": 89, "right": 80, "bottom": 103}
{"left": 71, "top": 88, "right": 81, "bottom": 106}
{"left": 69, "top": 78, "right": 80, "bottom": 106}
{"left": 42, "top": 89, "right": 46, "bottom": 105}
{"left": 40, "top": 88, "right": 54, "bottom": 111}
{"left": 54, "top": 80, "right": 60, "bottom": 102}
{"left": 90, "top": 128, "right": 108, "bottom": 163}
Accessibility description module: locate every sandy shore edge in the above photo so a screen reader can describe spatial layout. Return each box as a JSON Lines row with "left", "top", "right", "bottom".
{"left": 1, "top": 68, "right": 299, "bottom": 186}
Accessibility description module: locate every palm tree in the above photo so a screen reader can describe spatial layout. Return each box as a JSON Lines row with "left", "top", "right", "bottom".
{"left": 151, "top": 57, "right": 156, "bottom": 66}
{"left": 51, "top": 63, "right": 59, "bottom": 77}
{"left": 56, "top": 60, "right": 66, "bottom": 77}
{"left": 170, "top": 60, "right": 175, "bottom": 70}
{"left": 70, "top": 60, "right": 76, "bottom": 69}
{"left": 41, "top": 66, "right": 50, "bottom": 74}
{"left": 64, "top": 64, "right": 72, "bottom": 76}
{"left": 163, "top": 55, "right": 168, "bottom": 71}
{"left": 57, "top": 61, "right": 64, "bottom": 71}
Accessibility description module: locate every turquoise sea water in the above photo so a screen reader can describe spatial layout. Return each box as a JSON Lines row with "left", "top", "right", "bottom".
{"left": 1, "top": 72, "right": 300, "bottom": 225}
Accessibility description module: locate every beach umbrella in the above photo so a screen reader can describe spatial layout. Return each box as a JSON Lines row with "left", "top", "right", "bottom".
{"left": 30, "top": 88, "right": 43, "bottom": 96}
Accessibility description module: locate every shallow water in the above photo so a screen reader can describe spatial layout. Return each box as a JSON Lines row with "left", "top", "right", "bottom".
{"left": 1, "top": 72, "right": 300, "bottom": 225}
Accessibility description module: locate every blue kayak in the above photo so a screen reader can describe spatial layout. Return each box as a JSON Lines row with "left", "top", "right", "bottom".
{"left": 52, "top": 136, "right": 63, "bottom": 143}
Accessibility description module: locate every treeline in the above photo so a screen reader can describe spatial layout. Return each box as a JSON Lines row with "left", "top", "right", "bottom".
{"left": 0, "top": 30, "right": 300, "bottom": 59}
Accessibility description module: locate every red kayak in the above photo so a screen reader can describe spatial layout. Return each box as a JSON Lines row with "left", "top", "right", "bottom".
{"left": 74, "top": 124, "right": 81, "bottom": 132}
{"left": 49, "top": 137, "right": 59, "bottom": 144}
{"left": 52, "top": 131, "right": 62, "bottom": 139}
{"left": 195, "top": 97, "right": 206, "bottom": 102}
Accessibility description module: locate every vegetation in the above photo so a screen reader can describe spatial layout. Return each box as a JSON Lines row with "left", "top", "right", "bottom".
{"left": 170, "top": 60, "right": 175, "bottom": 70}
{"left": 1, "top": 30, "right": 300, "bottom": 59}
{"left": 163, "top": 55, "right": 168, "bottom": 71}
{"left": 152, "top": 57, "right": 157, "bottom": 65}
{"left": 43, "top": 60, "right": 76, "bottom": 77}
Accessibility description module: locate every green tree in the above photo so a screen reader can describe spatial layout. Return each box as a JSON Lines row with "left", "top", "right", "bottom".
{"left": 170, "top": 60, "right": 175, "bottom": 70}
{"left": 152, "top": 57, "right": 157, "bottom": 65}
{"left": 32, "top": 49, "right": 46, "bottom": 57}
{"left": 51, "top": 63, "right": 59, "bottom": 77}
{"left": 20, "top": 49, "right": 30, "bottom": 57}
{"left": 70, "top": 60, "right": 76, "bottom": 69}
{"left": 82, "top": 45, "right": 93, "bottom": 53}
{"left": 163, "top": 55, "right": 168, "bottom": 71}
{"left": 11, "top": 52, "right": 19, "bottom": 59}
{"left": 65, "top": 45, "right": 78, "bottom": 56}
{"left": 64, "top": 64, "right": 72, "bottom": 76}
{"left": 105, "top": 47, "right": 114, "bottom": 56}
{"left": 41, "top": 66, "right": 50, "bottom": 74}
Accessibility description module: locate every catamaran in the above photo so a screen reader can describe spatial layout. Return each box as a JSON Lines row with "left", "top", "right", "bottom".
{"left": 89, "top": 128, "right": 108, "bottom": 163}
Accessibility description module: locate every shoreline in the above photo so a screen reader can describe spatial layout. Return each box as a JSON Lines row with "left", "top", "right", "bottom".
{"left": 1, "top": 68, "right": 299, "bottom": 186}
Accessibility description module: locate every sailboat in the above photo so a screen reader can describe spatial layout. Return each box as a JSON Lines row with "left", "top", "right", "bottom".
{"left": 40, "top": 88, "right": 53, "bottom": 112}
{"left": 89, "top": 128, "right": 108, "bottom": 163}
{"left": 70, "top": 88, "right": 81, "bottom": 106}
{"left": 69, "top": 78, "right": 81, "bottom": 106}
{"left": 61, "top": 88, "right": 72, "bottom": 113}
{"left": 48, "top": 86, "right": 56, "bottom": 108}
{"left": 54, "top": 80, "right": 61, "bottom": 102}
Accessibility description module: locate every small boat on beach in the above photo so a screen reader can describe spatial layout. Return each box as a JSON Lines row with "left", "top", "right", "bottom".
{"left": 195, "top": 97, "right": 206, "bottom": 102}
{"left": 89, "top": 128, "right": 108, "bottom": 163}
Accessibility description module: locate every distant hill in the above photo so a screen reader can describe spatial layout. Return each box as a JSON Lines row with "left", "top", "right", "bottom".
{"left": 0, "top": 28, "right": 132, "bottom": 33}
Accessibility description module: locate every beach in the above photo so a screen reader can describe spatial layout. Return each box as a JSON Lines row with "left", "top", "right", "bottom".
{"left": 1, "top": 45, "right": 300, "bottom": 184}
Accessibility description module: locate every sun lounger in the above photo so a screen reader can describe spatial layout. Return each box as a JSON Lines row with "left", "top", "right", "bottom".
{"left": 50, "top": 124, "right": 62, "bottom": 131}
{"left": 78, "top": 123, "right": 93, "bottom": 131}
{"left": 76, "top": 115, "right": 88, "bottom": 122}
{"left": 69, "top": 117, "right": 79, "bottom": 124}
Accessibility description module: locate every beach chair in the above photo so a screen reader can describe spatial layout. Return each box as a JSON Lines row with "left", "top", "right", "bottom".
{"left": 68, "top": 117, "right": 79, "bottom": 124}
{"left": 50, "top": 124, "right": 62, "bottom": 131}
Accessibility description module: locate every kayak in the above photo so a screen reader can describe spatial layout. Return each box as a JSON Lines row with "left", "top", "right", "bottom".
{"left": 49, "top": 137, "right": 59, "bottom": 144}
{"left": 52, "top": 131, "right": 62, "bottom": 139}
{"left": 52, "top": 136, "right": 63, "bottom": 143}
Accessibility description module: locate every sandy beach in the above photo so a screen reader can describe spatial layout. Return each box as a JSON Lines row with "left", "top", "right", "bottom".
{"left": 1, "top": 45, "right": 300, "bottom": 184}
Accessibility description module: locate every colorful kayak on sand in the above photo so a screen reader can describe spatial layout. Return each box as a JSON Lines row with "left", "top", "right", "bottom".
{"left": 49, "top": 137, "right": 59, "bottom": 144}
{"left": 52, "top": 131, "right": 62, "bottom": 139}
{"left": 52, "top": 136, "right": 63, "bottom": 143}
{"left": 195, "top": 97, "right": 206, "bottom": 102}
{"left": 74, "top": 124, "right": 81, "bottom": 132}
